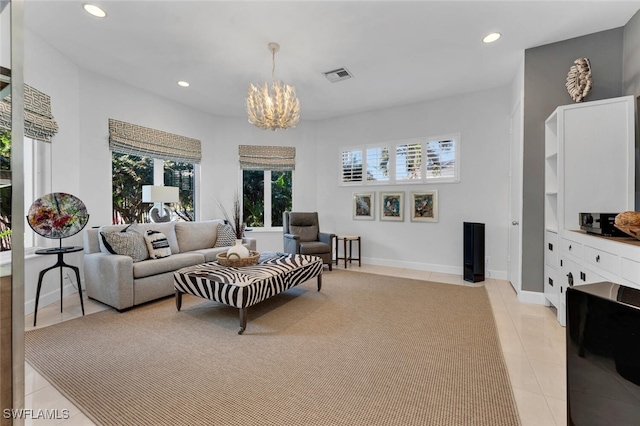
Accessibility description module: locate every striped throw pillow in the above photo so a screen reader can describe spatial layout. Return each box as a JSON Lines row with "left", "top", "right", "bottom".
{"left": 144, "top": 230, "right": 172, "bottom": 259}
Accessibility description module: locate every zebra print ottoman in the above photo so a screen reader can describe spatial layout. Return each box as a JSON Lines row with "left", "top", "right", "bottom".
{"left": 173, "top": 253, "right": 323, "bottom": 334}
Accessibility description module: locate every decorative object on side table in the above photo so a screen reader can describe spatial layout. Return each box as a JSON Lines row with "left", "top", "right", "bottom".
{"left": 566, "top": 58, "right": 592, "bottom": 102}
{"left": 217, "top": 193, "right": 250, "bottom": 258}
{"left": 380, "top": 192, "right": 404, "bottom": 222}
{"left": 353, "top": 192, "right": 374, "bottom": 220}
{"left": 410, "top": 190, "right": 438, "bottom": 222}
{"left": 27, "top": 192, "right": 89, "bottom": 326}
{"left": 614, "top": 211, "right": 640, "bottom": 240}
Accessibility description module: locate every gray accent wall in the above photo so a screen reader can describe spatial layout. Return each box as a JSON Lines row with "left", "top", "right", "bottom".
{"left": 522, "top": 28, "right": 624, "bottom": 293}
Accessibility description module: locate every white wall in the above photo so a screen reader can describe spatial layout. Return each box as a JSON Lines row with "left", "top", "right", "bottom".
{"left": 315, "top": 87, "right": 512, "bottom": 278}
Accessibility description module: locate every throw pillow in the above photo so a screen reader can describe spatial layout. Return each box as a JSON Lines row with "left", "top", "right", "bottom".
{"left": 100, "top": 224, "right": 149, "bottom": 262}
{"left": 214, "top": 223, "right": 237, "bottom": 247}
{"left": 144, "top": 230, "right": 172, "bottom": 259}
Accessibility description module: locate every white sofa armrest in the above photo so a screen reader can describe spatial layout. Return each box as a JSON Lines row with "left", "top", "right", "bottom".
{"left": 83, "top": 252, "right": 135, "bottom": 311}
{"left": 242, "top": 237, "right": 257, "bottom": 251}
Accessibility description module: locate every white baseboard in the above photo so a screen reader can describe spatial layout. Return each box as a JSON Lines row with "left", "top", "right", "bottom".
{"left": 517, "top": 290, "right": 549, "bottom": 306}
{"left": 362, "top": 257, "right": 508, "bottom": 281}
{"left": 25, "top": 283, "right": 78, "bottom": 315}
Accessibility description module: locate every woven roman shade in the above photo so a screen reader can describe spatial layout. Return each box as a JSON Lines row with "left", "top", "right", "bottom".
{"left": 108, "top": 119, "right": 201, "bottom": 164}
{"left": 0, "top": 85, "right": 59, "bottom": 142}
{"left": 239, "top": 145, "right": 295, "bottom": 171}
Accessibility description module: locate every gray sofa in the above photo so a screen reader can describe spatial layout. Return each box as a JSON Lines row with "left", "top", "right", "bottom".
{"left": 83, "top": 220, "right": 256, "bottom": 311}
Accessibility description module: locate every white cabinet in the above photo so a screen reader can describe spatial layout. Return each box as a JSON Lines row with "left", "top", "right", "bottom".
{"left": 544, "top": 95, "right": 636, "bottom": 324}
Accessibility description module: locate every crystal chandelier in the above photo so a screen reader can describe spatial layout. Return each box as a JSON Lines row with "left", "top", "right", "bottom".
{"left": 246, "top": 42, "right": 300, "bottom": 131}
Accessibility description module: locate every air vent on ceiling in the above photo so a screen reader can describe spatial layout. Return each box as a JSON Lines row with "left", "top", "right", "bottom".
{"left": 323, "top": 67, "right": 353, "bottom": 83}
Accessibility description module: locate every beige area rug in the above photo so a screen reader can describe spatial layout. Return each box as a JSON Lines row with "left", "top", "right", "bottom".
{"left": 25, "top": 270, "right": 520, "bottom": 426}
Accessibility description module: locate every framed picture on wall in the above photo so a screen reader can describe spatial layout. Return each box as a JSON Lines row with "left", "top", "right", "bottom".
{"left": 353, "top": 192, "right": 375, "bottom": 220}
{"left": 380, "top": 192, "right": 404, "bottom": 221}
{"left": 410, "top": 190, "right": 438, "bottom": 222}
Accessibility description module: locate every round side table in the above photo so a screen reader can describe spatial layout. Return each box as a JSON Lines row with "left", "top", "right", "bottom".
{"left": 33, "top": 246, "right": 85, "bottom": 326}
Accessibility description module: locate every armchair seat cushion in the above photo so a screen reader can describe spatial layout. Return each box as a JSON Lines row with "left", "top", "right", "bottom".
{"left": 299, "top": 241, "right": 331, "bottom": 255}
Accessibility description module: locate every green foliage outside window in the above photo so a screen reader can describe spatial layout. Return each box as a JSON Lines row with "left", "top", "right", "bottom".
{"left": 0, "top": 130, "right": 11, "bottom": 251}
{"left": 271, "top": 171, "right": 292, "bottom": 227}
{"left": 112, "top": 152, "right": 153, "bottom": 224}
{"left": 242, "top": 169, "right": 292, "bottom": 228}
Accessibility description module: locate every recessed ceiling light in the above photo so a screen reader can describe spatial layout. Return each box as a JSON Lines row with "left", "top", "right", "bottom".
{"left": 83, "top": 4, "right": 107, "bottom": 18}
{"left": 177, "top": 81, "right": 190, "bottom": 87}
{"left": 483, "top": 32, "right": 501, "bottom": 43}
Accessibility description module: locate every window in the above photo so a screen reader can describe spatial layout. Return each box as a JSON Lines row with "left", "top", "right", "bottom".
{"left": 425, "top": 138, "right": 457, "bottom": 181}
{"left": 341, "top": 148, "right": 363, "bottom": 183}
{"left": 242, "top": 170, "right": 292, "bottom": 228}
{"left": 111, "top": 152, "right": 196, "bottom": 224}
{"left": 366, "top": 146, "right": 390, "bottom": 183}
{"left": 239, "top": 145, "right": 295, "bottom": 230}
{"left": 0, "top": 133, "right": 52, "bottom": 253}
{"left": 396, "top": 143, "right": 422, "bottom": 181}
{"left": 339, "top": 133, "right": 459, "bottom": 186}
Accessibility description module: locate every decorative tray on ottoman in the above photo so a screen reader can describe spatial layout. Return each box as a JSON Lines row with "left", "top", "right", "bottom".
{"left": 216, "top": 251, "right": 260, "bottom": 267}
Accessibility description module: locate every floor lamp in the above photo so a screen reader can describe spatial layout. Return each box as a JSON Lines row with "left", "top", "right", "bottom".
{"left": 142, "top": 185, "right": 179, "bottom": 223}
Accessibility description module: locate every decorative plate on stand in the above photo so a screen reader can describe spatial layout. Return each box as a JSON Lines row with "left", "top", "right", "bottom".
{"left": 27, "top": 192, "right": 89, "bottom": 239}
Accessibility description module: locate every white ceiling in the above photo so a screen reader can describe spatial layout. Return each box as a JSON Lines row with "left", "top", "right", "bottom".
{"left": 23, "top": 0, "right": 640, "bottom": 120}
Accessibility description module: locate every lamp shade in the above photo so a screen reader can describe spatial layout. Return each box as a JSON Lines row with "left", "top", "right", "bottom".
{"left": 142, "top": 185, "right": 179, "bottom": 203}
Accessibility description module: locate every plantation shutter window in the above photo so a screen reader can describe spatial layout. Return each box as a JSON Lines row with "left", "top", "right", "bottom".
{"left": 238, "top": 145, "right": 295, "bottom": 171}
{"left": 341, "top": 148, "right": 363, "bottom": 183}
{"left": 366, "top": 146, "right": 390, "bottom": 182}
{"left": 425, "top": 139, "right": 456, "bottom": 181}
{"left": 108, "top": 119, "right": 202, "bottom": 164}
{"left": 0, "top": 84, "right": 59, "bottom": 142}
{"left": 396, "top": 143, "right": 422, "bottom": 181}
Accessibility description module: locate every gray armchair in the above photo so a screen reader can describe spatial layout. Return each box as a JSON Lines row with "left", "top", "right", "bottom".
{"left": 283, "top": 212, "right": 334, "bottom": 270}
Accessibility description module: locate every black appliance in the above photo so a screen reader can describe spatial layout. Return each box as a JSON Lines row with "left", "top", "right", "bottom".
{"left": 579, "top": 213, "right": 627, "bottom": 237}
{"left": 463, "top": 222, "right": 484, "bottom": 283}
{"left": 566, "top": 282, "right": 640, "bottom": 425}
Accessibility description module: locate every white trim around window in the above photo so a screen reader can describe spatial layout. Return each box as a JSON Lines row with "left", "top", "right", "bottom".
{"left": 339, "top": 133, "right": 460, "bottom": 186}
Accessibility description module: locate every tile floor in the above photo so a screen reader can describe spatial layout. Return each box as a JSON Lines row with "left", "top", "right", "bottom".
{"left": 22, "top": 263, "right": 565, "bottom": 426}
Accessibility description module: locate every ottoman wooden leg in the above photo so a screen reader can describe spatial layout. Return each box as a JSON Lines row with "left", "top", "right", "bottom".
{"left": 317, "top": 274, "right": 322, "bottom": 292}
{"left": 175, "top": 290, "right": 183, "bottom": 311}
{"left": 239, "top": 308, "right": 247, "bottom": 335}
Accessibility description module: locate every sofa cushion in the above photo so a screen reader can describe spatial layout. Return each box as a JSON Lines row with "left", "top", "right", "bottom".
{"left": 144, "top": 230, "right": 172, "bottom": 259}
{"left": 100, "top": 224, "right": 149, "bottom": 262}
{"left": 175, "top": 220, "right": 223, "bottom": 252}
{"left": 98, "top": 222, "right": 180, "bottom": 255}
{"left": 133, "top": 252, "right": 205, "bottom": 279}
{"left": 214, "top": 223, "right": 236, "bottom": 247}
{"left": 290, "top": 225, "right": 319, "bottom": 242}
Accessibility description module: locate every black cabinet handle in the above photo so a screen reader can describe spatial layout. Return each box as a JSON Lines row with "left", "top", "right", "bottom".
{"left": 548, "top": 243, "right": 553, "bottom": 251}
{"left": 548, "top": 277, "right": 554, "bottom": 286}
{"left": 569, "top": 245, "right": 572, "bottom": 251}
{"left": 567, "top": 272, "right": 574, "bottom": 287}
{"left": 580, "top": 271, "right": 586, "bottom": 281}
{"left": 596, "top": 255, "right": 600, "bottom": 263}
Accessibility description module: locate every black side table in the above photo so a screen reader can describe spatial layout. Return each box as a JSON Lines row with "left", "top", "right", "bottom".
{"left": 33, "top": 246, "right": 85, "bottom": 326}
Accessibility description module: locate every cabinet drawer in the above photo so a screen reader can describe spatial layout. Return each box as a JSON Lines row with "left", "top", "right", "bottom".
{"left": 583, "top": 245, "right": 618, "bottom": 275}
{"left": 622, "top": 257, "right": 640, "bottom": 286}
{"left": 560, "top": 238, "right": 582, "bottom": 259}
{"left": 544, "top": 267, "right": 558, "bottom": 307}
{"left": 545, "top": 231, "right": 558, "bottom": 268}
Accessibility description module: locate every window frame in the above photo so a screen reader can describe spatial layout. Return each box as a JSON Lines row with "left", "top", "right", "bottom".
{"left": 240, "top": 169, "right": 294, "bottom": 231}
